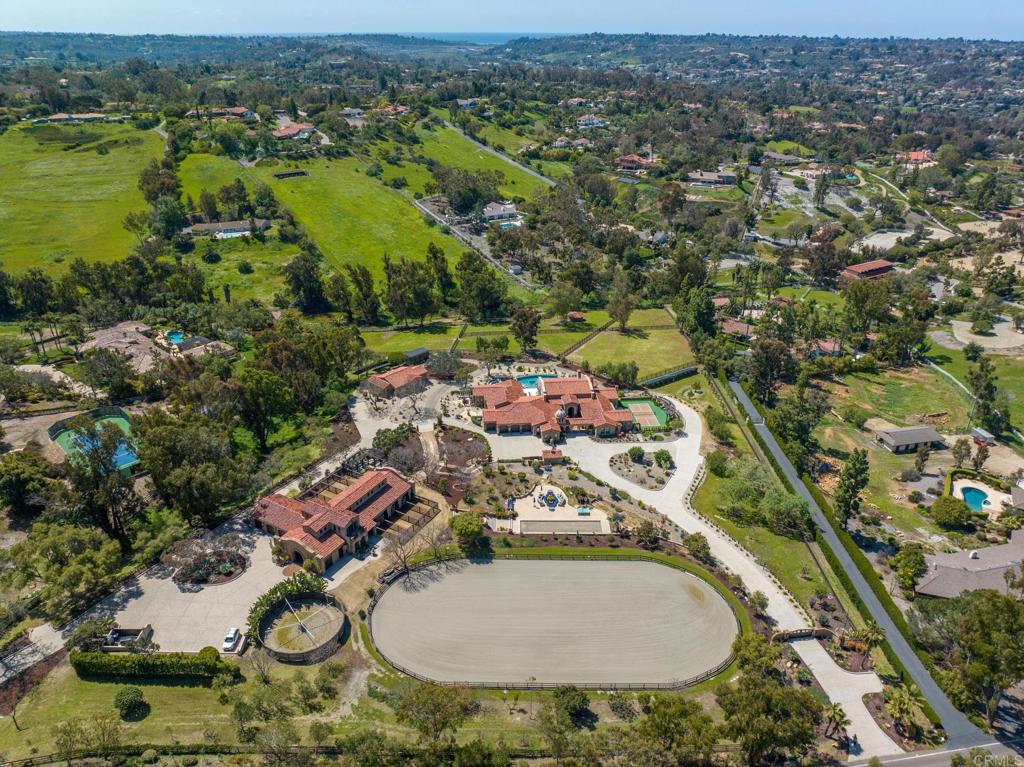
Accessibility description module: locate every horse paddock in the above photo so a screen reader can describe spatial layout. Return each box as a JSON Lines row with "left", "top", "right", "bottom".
{"left": 369, "top": 558, "right": 738, "bottom": 687}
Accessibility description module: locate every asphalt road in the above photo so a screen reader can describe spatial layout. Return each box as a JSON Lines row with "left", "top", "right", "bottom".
{"left": 727, "top": 379, "right": 987, "bottom": 750}
{"left": 444, "top": 121, "right": 557, "bottom": 188}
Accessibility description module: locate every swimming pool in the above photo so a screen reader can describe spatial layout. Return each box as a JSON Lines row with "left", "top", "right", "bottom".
{"left": 167, "top": 330, "right": 186, "bottom": 346}
{"left": 961, "top": 486, "right": 989, "bottom": 513}
{"left": 517, "top": 374, "right": 556, "bottom": 395}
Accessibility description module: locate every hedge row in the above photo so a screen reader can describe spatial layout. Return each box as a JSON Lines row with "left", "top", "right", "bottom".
{"left": 70, "top": 647, "right": 238, "bottom": 679}
{"left": 803, "top": 478, "right": 942, "bottom": 727}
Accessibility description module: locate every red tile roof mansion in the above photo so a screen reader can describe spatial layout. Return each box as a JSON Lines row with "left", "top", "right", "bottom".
{"left": 472, "top": 376, "right": 633, "bottom": 439}
{"left": 254, "top": 469, "right": 414, "bottom": 566}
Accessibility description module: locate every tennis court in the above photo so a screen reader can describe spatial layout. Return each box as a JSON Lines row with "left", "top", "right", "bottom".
{"left": 621, "top": 398, "right": 669, "bottom": 429}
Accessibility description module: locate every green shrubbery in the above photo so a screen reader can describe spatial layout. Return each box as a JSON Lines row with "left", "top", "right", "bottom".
{"left": 246, "top": 570, "right": 327, "bottom": 641}
{"left": 70, "top": 646, "right": 237, "bottom": 679}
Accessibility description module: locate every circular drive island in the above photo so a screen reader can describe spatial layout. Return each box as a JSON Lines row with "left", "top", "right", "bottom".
{"left": 369, "top": 558, "right": 739, "bottom": 688}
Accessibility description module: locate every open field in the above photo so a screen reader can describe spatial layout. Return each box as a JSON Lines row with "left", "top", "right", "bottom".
{"left": 413, "top": 125, "right": 548, "bottom": 199}
{"left": 827, "top": 367, "right": 971, "bottom": 432}
{"left": 776, "top": 286, "right": 846, "bottom": 309}
{"left": 757, "top": 207, "right": 813, "bottom": 235}
{"left": 370, "top": 559, "right": 737, "bottom": 685}
{"left": 0, "top": 123, "right": 163, "bottom": 272}
{"left": 928, "top": 347, "right": 1024, "bottom": 431}
{"left": 251, "top": 158, "right": 463, "bottom": 281}
{"left": 570, "top": 326, "right": 694, "bottom": 379}
{"left": 361, "top": 324, "right": 462, "bottom": 355}
{"left": 534, "top": 310, "right": 611, "bottom": 355}
{"left": 178, "top": 152, "right": 247, "bottom": 203}
{"left": 194, "top": 236, "right": 295, "bottom": 303}
{"left": 766, "top": 139, "right": 815, "bottom": 157}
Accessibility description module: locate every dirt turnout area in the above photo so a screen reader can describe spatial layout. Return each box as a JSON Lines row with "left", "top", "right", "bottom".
{"left": 370, "top": 559, "right": 737, "bottom": 686}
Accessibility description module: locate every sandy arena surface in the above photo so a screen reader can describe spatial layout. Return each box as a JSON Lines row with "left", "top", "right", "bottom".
{"left": 370, "top": 559, "right": 738, "bottom": 686}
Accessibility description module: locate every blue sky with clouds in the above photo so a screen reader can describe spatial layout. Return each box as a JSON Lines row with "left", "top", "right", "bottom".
{"left": 2, "top": 0, "right": 1022, "bottom": 40}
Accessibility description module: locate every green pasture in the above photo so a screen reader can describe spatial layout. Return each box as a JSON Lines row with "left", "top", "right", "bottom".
{"left": 0, "top": 123, "right": 163, "bottom": 272}
{"left": 570, "top": 326, "right": 694, "bottom": 379}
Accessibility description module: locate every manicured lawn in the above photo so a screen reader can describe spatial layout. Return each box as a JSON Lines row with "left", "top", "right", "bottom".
{"left": 624, "top": 307, "right": 674, "bottom": 327}
{"left": 178, "top": 152, "right": 247, "bottom": 204}
{"left": 458, "top": 323, "right": 522, "bottom": 355}
{"left": 251, "top": 158, "right": 463, "bottom": 281}
{"left": 570, "top": 326, "right": 694, "bottom": 379}
{"left": 412, "top": 125, "right": 548, "bottom": 199}
{"left": 361, "top": 324, "right": 462, "bottom": 355}
{"left": 536, "top": 310, "right": 610, "bottom": 355}
{"left": 776, "top": 286, "right": 845, "bottom": 309}
{"left": 0, "top": 123, "right": 163, "bottom": 272}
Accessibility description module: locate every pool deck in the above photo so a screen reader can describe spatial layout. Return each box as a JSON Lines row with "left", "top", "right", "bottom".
{"left": 952, "top": 478, "right": 1011, "bottom": 520}
{"left": 487, "top": 483, "right": 611, "bottom": 535}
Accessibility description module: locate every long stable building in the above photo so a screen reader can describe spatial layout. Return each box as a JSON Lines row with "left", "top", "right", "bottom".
{"left": 472, "top": 375, "right": 633, "bottom": 441}
{"left": 254, "top": 468, "right": 414, "bottom": 567}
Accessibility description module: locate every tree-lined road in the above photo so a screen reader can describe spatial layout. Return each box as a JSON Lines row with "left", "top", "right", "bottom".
{"left": 727, "top": 379, "right": 988, "bottom": 750}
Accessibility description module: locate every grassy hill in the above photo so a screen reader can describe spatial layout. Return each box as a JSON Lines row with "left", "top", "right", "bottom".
{"left": 0, "top": 123, "right": 163, "bottom": 272}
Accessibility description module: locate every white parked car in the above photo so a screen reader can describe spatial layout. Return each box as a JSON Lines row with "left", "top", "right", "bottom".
{"left": 222, "top": 628, "right": 241, "bottom": 652}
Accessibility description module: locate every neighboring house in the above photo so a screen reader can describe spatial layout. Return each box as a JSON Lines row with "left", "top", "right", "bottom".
{"left": 561, "top": 97, "right": 588, "bottom": 108}
{"left": 873, "top": 425, "right": 945, "bottom": 454}
{"left": 616, "top": 154, "right": 654, "bottom": 173}
{"left": 33, "top": 112, "right": 110, "bottom": 124}
{"left": 185, "top": 106, "right": 253, "bottom": 119}
{"left": 718, "top": 318, "right": 756, "bottom": 339}
{"left": 636, "top": 229, "right": 670, "bottom": 247}
{"left": 341, "top": 107, "right": 364, "bottom": 118}
{"left": 712, "top": 296, "right": 731, "bottom": 310}
{"left": 901, "top": 149, "right": 935, "bottom": 166}
{"left": 687, "top": 170, "right": 737, "bottom": 185}
{"left": 455, "top": 98, "right": 478, "bottom": 110}
{"left": 178, "top": 337, "right": 236, "bottom": 359}
{"left": 272, "top": 122, "right": 315, "bottom": 140}
{"left": 183, "top": 219, "right": 270, "bottom": 239}
{"left": 81, "top": 321, "right": 167, "bottom": 374}
{"left": 763, "top": 150, "right": 803, "bottom": 165}
{"left": 472, "top": 375, "right": 634, "bottom": 440}
{"left": 805, "top": 339, "right": 843, "bottom": 359}
{"left": 552, "top": 136, "right": 572, "bottom": 149}
{"left": 572, "top": 138, "right": 592, "bottom": 150}
{"left": 840, "top": 259, "right": 895, "bottom": 282}
{"left": 254, "top": 468, "right": 416, "bottom": 567}
{"left": 483, "top": 202, "right": 519, "bottom": 222}
{"left": 364, "top": 364, "right": 429, "bottom": 398}
{"left": 916, "top": 529, "right": 1024, "bottom": 599}
{"left": 576, "top": 114, "right": 606, "bottom": 129}
{"left": 404, "top": 347, "right": 429, "bottom": 365}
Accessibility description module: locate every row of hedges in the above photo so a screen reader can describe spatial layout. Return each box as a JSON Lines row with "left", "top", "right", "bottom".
{"left": 803, "top": 478, "right": 942, "bottom": 727}
{"left": 945, "top": 467, "right": 1012, "bottom": 494}
{"left": 70, "top": 647, "right": 238, "bottom": 679}
{"left": 246, "top": 570, "right": 326, "bottom": 642}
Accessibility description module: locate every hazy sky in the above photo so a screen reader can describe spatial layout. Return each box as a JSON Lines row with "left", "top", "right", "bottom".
{"left": 1, "top": 0, "right": 1022, "bottom": 40}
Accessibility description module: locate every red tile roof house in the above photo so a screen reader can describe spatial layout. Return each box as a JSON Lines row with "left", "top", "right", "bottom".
{"left": 272, "top": 122, "right": 315, "bottom": 140}
{"left": 840, "top": 259, "right": 895, "bottom": 282}
{"left": 364, "top": 364, "right": 429, "bottom": 398}
{"left": 254, "top": 468, "right": 414, "bottom": 567}
{"left": 615, "top": 154, "right": 655, "bottom": 173}
{"left": 471, "top": 376, "right": 634, "bottom": 442}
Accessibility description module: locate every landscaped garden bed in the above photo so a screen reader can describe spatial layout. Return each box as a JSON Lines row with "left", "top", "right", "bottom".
{"left": 609, "top": 447, "right": 675, "bottom": 489}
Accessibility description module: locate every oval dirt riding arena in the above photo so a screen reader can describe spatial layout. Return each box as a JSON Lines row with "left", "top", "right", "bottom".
{"left": 370, "top": 559, "right": 739, "bottom": 686}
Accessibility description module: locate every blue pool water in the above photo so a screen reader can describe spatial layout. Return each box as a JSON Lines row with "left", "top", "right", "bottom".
{"left": 961, "top": 487, "right": 988, "bottom": 513}
{"left": 167, "top": 330, "right": 186, "bottom": 345}
{"left": 517, "top": 374, "right": 556, "bottom": 395}
{"left": 72, "top": 434, "right": 138, "bottom": 470}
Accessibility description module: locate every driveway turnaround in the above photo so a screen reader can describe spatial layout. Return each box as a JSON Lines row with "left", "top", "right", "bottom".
{"left": 78, "top": 529, "right": 286, "bottom": 652}
{"left": 370, "top": 559, "right": 738, "bottom": 686}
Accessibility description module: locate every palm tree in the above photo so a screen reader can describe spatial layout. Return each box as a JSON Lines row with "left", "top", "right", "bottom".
{"left": 858, "top": 620, "right": 885, "bottom": 671}
{"left": 825, "top": 702, "right": 850, "bottom": 739}
{"left": 886, "top": 687, "right": 914, "bottom": 737}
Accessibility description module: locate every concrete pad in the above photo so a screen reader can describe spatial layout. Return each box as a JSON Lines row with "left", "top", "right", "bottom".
{"left": 371, "top": 559, "right": 738, "bottom": 686}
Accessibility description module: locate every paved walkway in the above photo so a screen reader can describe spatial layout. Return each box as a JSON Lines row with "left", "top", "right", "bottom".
{"left": 727, "top": 379, "right": 986, "bottom": 749}
{"left": 791, "top": 638, "right": 900, "bottom": 757}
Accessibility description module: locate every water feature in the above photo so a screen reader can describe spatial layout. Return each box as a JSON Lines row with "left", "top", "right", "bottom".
{"left": 961, "top": 486, "right": 989, "bottom": 513}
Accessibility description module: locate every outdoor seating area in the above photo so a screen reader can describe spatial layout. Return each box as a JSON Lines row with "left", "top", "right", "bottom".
{"left": 487, "top": 483, "right": 611, "bottom": 535}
